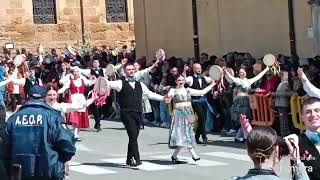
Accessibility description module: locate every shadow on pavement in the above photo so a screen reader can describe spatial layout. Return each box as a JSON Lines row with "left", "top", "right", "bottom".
{"left": 78, "top": 162, "right": 140, "bottom": 170}
{"left": 145, "top": 159, "right": 188, "bottom": 165}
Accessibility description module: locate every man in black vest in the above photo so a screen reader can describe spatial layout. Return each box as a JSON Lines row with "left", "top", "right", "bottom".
{"left": 12, "top": 68, "right": 43, "bottom": 95}
{"left": 297, "top": 97, "right": 320, "bottom": 180}
{"left": 105, "top": 63, "right": 166, "bottom": 166}
{"left": 186, "top": 63, "right": 212, "bottom": 145}
{"left": 89, "top": 59, "right": 105, "bottom": 132}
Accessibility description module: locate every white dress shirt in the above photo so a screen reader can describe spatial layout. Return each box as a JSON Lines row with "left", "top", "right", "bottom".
{"left": 303, "top": 79, "right": 320, "bottom": 99}
{"left": 107, "top": 79, "right": 164, "bottom": 101}
{"left": 185, "top": 75, "right": 212, "bottom": 88}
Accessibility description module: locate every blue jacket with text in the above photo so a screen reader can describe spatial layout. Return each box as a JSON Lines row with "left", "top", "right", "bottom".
{"left": 0, "top": 99, "right": 76, "bottom": 180}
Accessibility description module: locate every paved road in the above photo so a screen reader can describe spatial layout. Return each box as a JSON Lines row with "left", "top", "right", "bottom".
{"left": 68, "top": 118, "right": 252, "bottom": 180}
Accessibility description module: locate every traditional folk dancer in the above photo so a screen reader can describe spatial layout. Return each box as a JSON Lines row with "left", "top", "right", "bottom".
{"left": 185, "top": 63, "right": 214, "bottom": 144}
{"left": 224, "top": 66, "right": 269, "bottom": 142}
{"left": 102, "top": 63, "right": 166, "bottom": 167}
{"left": 57, "top": 67, "right": 96, "bottom": 140}
{"left": 45, "top": 85, "right": 98, "bottom": 179}
{"left": 165, "top": 75, "right": 215, "bottom": 163}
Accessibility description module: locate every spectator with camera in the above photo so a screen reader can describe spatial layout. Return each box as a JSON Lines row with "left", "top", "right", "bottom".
{"left": 232, "top": 126, "right": 309, "bottom": 180}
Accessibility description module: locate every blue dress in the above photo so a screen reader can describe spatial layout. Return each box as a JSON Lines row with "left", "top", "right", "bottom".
{"left": 169, "top": 88, "right": 196, "bottom": 149}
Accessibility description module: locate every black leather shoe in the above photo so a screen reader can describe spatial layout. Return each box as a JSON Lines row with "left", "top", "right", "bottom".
{"left": 171, "top": 156, "right": 178, "bottom": 162}
{"left": 171, "top": 156, "right": 183, "bottom": 164}
{"left": 96, "top": 124, "right": 102, "bottom": 132}
{"left": 135, "top": 160, "right": 142, "bottom": 166}
{"left": 196, "top": 139, "right": 204, "bottom": 144}
{"left": 192, "top": 157, "right": 200, "bottom": 162}
{"left": 126, "top": 159, "right": 137, "bottom": 167}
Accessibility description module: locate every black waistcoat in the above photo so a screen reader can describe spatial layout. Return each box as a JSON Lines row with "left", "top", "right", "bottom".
{"left": 190, "top": 75, "right": 208, "bottom": 99}
{"left": 118, "top": 80, "right": 143, "bottom": 112}
{"left": 90, "top": 68, "right": 104, "bottom": 78}
{"left": 298, "top": 134, "right": 320, "bottom": 180}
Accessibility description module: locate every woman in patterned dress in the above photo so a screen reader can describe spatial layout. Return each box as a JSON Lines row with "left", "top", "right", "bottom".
{"left": 165, "top": 75, "right": 215, "bottom": 163}
{"left": 57, "top": 67, "right": 96, "bottom": 140}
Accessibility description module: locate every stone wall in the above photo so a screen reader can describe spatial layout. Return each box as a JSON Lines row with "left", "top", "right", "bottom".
{"left": 0, "top": 0, "right": 135, "bottom": 54}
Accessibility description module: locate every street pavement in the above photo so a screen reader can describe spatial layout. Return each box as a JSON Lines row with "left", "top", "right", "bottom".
{"left": 68, "top": 118, "right": 252, "bottom": 180}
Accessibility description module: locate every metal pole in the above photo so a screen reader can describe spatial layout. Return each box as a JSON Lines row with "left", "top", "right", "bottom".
{"left": 80, "top": 0, "right": 85, "bottom": 44}
{"left": 288, "top": 0, "right": 297, "bottom": 55}
{"left": 192, "top": 0, "right": 200, "bottom": 62}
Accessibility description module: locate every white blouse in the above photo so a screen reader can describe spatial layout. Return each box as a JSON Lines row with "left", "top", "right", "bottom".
{"left": 167, "top": 83, "right": 214, "bottom": 98}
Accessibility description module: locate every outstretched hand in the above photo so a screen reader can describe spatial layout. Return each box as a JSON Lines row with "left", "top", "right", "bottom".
{"left": 164, "top": 95, "right": 172, "bottom": 103}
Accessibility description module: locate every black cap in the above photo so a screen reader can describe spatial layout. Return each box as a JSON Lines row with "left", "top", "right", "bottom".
{"left": 28, "top": 85, "right": 47, "bottom": 99}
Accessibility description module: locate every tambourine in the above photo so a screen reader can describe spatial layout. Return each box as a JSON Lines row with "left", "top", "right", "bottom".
{"left": 263, "top": 54, "right": 280, "bottom": 75}
{"left": 14, "top": 55, "right": 23, "bottom": 67}
{"left": 105, "top": 64, "right": 115, "bottom": 76}
{"left": 67, "top": 45, "right": 76, "bottom": 56}
{"left": 225, "top": 67, "right": 234, "bottom": 83}
{"left": 209, "top": 65, "right": 223, "bottom": 81}
{"left": 94, "top": 77, "right": 109, "bottom": 96}
{"left": 156, "top": 49, "right": 165, "bottom": 61}
{"left": 263, "top": 54, "right": 276, "bottom": 66}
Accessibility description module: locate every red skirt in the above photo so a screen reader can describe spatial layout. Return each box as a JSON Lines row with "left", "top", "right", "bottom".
{"left": 66, "top": 110, "right": 90, "bottom": 128}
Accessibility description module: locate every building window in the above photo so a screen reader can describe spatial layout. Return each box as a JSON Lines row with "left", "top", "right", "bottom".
{"left": 33, "top": 0, "right": 57, "bottom": 24}
{"left": 106, "top": 0, "right": 128, "bottom": 22}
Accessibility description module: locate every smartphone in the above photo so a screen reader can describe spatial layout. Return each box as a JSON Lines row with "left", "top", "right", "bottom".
{"left": 11, "top": 164, "right": 22, "bottom": 180}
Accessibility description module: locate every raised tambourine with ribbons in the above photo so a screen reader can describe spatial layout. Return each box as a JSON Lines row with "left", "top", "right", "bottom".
{"left": 155, "top": 49, "right": 165, "bottom": 62}
{"left": 105, "top": 64, "right": 116, "bottom": 76}
{"left": 209, "top": 65, "right": 222, "bottom": 81}
{"left": 209, "top": 65, "right": 225, "bottom": 92}
{"left": 92, "top": 77, "right": 111, "bottom": 107}
{"left": 263, "top": 54, "right": 280, "bottom": 75}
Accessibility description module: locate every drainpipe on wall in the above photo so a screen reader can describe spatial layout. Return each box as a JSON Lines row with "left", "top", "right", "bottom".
{"left": 192, "top": 0, "right": 200, "bottom": 62}
{"left": 308, "top": 0, "right": 320, "bottom": 55}
{"left": 288, "top": 0, "right": 297, "bottom": 55}
{"left": 80, "top": 0, "right": 85, "bottom": 44}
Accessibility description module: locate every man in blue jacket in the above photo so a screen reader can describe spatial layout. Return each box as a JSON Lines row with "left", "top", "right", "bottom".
{"left": 0, "top": 85, "right": 76, "bottom": 180}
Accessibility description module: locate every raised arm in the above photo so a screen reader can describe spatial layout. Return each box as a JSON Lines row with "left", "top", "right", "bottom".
{"left": 297, "top": 67, "right": 320, "bottom": 98}
{"left": 188, "top": 82, "right": 215, "bottom": 96}
{"left": 59, "top": 74, "right": 71, "bottom": 85}
{"left": 78, "top": 68, "right": 91, "bottom": 78}
{"left": 248, "top": 66, "right": 269, "bottom": 85}
{"left": 141, "top": 82, "right": 164, "bottom": 101}
{"left": 105, "top": 79, "right": 122, "bottom": 92}
{"left": 224, "top": 69, "right": 241, "bottom": 85}
{"left": 57, "top": 81, "right": 70, "bottom": 94}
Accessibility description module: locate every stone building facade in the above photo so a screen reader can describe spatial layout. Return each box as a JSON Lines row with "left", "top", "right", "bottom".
{"left": 134, "top": 0, "right": 315, "bottom": 60}
{"left": 0, "top": 0, "right": 135, "bottom": 53}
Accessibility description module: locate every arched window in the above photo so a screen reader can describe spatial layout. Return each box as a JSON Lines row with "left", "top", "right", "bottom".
{"left": 33, "top": 0, "right": 57, "bottom": 24}
{"left": 106, "top": 0, "right": 128, "bottom": 22}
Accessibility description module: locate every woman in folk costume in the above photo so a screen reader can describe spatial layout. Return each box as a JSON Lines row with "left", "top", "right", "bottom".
{"left": 165, "top": 75, "right": 215, "bottom": 163}
{"left": 57, "top": 67, "right": 96, "bottom": 140}
{"left": 45, "top": 85, "right": 97, "bottom": 179}
{"left": 224, "top": 66, "right": 269, "bottom": 142}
